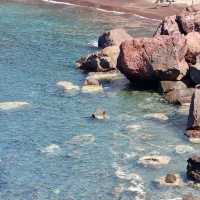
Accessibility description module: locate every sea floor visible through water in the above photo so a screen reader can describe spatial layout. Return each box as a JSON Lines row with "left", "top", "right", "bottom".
{"left": 0, "top": 1, "right": 199, "bottom": 200}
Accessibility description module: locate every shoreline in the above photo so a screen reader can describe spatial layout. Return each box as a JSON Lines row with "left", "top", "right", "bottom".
{"left": 6, "top": 0, "right": 186, "bottom": 20}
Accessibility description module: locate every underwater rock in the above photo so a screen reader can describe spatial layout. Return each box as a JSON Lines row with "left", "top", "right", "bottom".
{"left": 154, "top": 173, "right": 183, "bottom": 187}
{"left": 160, "top": 81, "right": 188, "bottom": 94}
{"left": 182, "top": 194, "right": 200, "bottom": 200}
{"left": 164, "top": 88, "right": 194, "bottom": 106}
{"left": 117, "top": 35, "right": 188, "bottom": 83}
{"left": 87, "top": 71, "right": 123, "bottom": 81}
{"left": 66, "top": 134, "right": 95, "bottom": 146}
{"left": 76, "top": 46, "right": 119, "bottom": 72}
{"left": 144, "top": 113, "right": 169, "bottom": 121}
{"left": 91, "top": 108, "right": 108, "bottom": 120}
{"left": 175, "top": 145, "right": 194, "bottom": 154}
{"left": 40, "top": 144, "right": 61, "bottom": 155}
{"left": 138, "top": 155, "right": 171, "bottom": 168}
{"left": 56, "top": 81, "right": 80, "bottom": 91}
{"left": 187, "top": 155, "right": 200, "bottom": 183}
{"left": 0, "top": 101, "right": 29, "bottom": 110}
{"left": 186, "top": 85, "right": 200, "bottom": 143}
{"left": 98, "top": 28, "right": 132, "bottom": 48}
{"left": 126, "top": 124, "right": 142, "bottom": 131}
{"left": 82, "top": 85, "right": 103, "bottom": 93}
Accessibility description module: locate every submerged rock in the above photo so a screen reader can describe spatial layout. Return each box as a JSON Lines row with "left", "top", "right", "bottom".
{"left": 175, "top": 145, "right": 194, "bottom": 154}
{"left": 91, "top": 108, "right": 108, "bottom": 120}
{"left": 66, "top": 134, "right": 95, "bottom": 146}
{"left": 164, "top": 88, "right": 194, "bottom": 106}
{"left": 56, "top": 81, "right": 80, "bottom": 91}
{"left": 154, "top": 173, "right": 183, "bottom": 187}
{"left": 182, "top": 194, "right": 200, "bottom": 200}
{"left": 160, "top": 81, "right": 187, "bottom": 93}
{"left": 40, "top": 144, "right": 61, "bottom": 155}
{"left": 81, "top": 77, "right": 103, "bottom": 93}
{"left": 187, "top": 155, "right": 200, "bottom": 183}
{"left": 98, "top": 28, "right": 132, "bottom": 48}
{"left": 186, "top": 85, "right": 200, "bottom": 142}
{"left": 117, "top": 35, "right": 188, "bottom": 83}
{"left": 87, "top": 71, "right": 123, "bottom": 81}
{"left": 138, "top": 155, "right": 171, "bottom": 168}
{"left": 0, "top": 101, "right": 29, "bottom": 110}
{"left": 76, "top": 46, "right": 119, "bottom": 72}
{"left": 144, "top": 113, "right": 169, "bottom": 121}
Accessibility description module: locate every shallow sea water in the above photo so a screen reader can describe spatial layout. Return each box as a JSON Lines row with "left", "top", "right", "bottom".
{"left": 0, "top": 1, "right": 200, "bottom": 200}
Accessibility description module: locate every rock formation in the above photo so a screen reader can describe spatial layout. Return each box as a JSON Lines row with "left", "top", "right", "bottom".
{"left": 76, "top": 46, "right": 119, "bottom": 72}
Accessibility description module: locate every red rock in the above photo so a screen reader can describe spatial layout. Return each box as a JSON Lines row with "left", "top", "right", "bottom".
{"left": 117, "top": 35, "right": 188, "bottom": 82}
{"left": 154, "top": 15, "right": 180, "bottom": 36}
{"left": 186, "top": 85, "right": 200, "bottom": 142}
{"left": 176, "top": 10, "right": 200, "bottom": 34}
{"left": 98, "top": 29, "right": 132, "bottom": 48}
{"left": 185, "top": 32, "right": 200, "bottom": 64}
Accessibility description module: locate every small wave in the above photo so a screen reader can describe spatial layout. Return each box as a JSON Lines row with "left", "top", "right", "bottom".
{"left": 96, "top": 8, "right": 125, "bottom": 15}
{"left": 41, "top": 0, "right": 78, "bottom": 6}
{"left": 134, "top": 14, "right": 161, "bottom": 22}
{"left": 40, "top": 144, "right": 61, "bottom": 155}
{"left": 87, "top": 40, "right": 98, "bottom": 48}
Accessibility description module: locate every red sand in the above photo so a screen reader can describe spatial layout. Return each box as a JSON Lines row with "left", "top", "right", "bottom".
{"left": 6, "top": 0, "right": 187, "bottom": 20}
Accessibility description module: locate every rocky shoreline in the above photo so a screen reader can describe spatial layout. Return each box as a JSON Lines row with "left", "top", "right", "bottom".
{"left": 75, "top": 4, "right": 200, "bottom": 198}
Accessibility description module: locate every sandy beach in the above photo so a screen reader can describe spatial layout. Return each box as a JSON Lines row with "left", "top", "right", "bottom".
{"left": 6, "top": 0, "right": 187, "bottom": 20}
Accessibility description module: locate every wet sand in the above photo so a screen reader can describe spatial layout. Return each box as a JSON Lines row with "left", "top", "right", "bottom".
{"left": 6, "top": 0, "right": 187, "bottom": 20}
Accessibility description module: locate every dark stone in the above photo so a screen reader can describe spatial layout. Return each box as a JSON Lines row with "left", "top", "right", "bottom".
{"left": 187, "top": 155, "right": 200, "bottom": 183}
{"left": 165, "top": 174, "right": 177, "bottom": 183}
{"left": 76, "top": 46, "right": 119, "bottom": 72}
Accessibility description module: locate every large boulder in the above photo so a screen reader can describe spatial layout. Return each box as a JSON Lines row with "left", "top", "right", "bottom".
{"left": 185, "top": 32, "right": 200, "bottom": 64}
{"left": 186, "top": 85, "right": 200, "bottom": 143}
{"left": 117, "top": 35, "right": 188, "bottom": 82}
{"left": 98, "top": 28, "right": 132, "bottom": 48}
{"left": 187, "top": 155, "right": 200, "bottom": 183}
{"left": 76, "top": 46, "right": 120, "bottom": 72}
{"left": 154, "top": 15, "right": 180, "bottom": 36}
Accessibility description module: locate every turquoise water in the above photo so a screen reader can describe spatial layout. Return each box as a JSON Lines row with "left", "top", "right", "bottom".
{"left": 0, "top": 1, "right": 200, "bottom": 200}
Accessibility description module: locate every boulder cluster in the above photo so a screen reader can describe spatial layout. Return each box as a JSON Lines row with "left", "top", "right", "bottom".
{"left": 76, "top": 5, "right": 200, "bottom": 192}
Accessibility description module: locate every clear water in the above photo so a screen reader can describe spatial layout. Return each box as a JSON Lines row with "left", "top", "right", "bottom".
{"left": 0, "top": 1, "right": 199, "bottom": 200}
